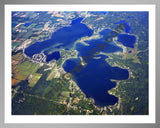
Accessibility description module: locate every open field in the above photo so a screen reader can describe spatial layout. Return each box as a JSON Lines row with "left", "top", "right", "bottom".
{"left": 28, "top": 73, "right": 42, "bottom": 87}
{"left": 12, "top": 79, "right": 21, "bottom": 86}
{"left": 12, "top": 61, "right": 41, "bottom": 86}
{"left": 46, "top": 66, "right": 60, "bottom": 81}
{"left": 16, "top": 61, "right": 40, "bottom": 76}
{"left": 14, "top": 74, "right": 28, "bottom": 81}
{"left": 61, "top": 91, "right": 70, "bottom": 97}
{"left": 12, "top": 52, "right": 23, "bottom": 61}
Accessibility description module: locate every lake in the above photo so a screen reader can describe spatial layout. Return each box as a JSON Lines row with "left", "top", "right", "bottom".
{"left": 24, "top": 17, "right": 93, "bottom": 61}
{"left": 63, "top": 27, "right": 130, "bottom": 107}
{"left": 24, "top": 17, "right": 134, "bottom": 107}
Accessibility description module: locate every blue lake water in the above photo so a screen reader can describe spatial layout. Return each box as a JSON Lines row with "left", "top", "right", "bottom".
{"left": 45, "top": 51, "right": 60, "bottom": 62}
{"left": 117, "top": 34, "right": 136, "bottom": 48}
{"left": 24, "top": 22, "right": 32, "bottom": 27}
{"left": 76, "top": 29, "right": 123, "bottom": 57}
